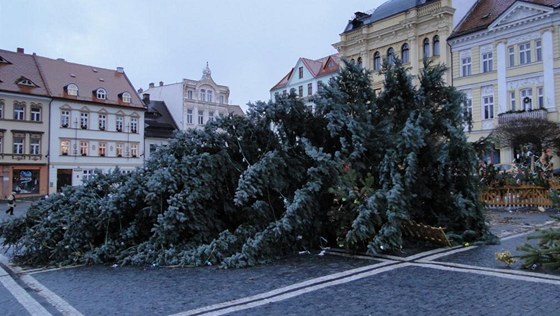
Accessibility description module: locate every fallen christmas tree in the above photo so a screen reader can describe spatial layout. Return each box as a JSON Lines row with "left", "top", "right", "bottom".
{"left": 0, "top": 60, "right": 494, "bottom": 268}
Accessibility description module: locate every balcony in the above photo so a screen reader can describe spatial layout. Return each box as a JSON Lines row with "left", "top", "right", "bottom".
{"left": 497, "top": 109, "right": 548, "bottom": 125}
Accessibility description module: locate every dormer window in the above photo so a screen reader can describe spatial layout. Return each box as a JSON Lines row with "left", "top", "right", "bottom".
{"left": 0, "top": 56, "right": 11, "bottom": 64}
{"left": 16, "top": 76, "right": 37, "bottom": 87}
{"left": 96, "top": 88, "right": 107, "bottom": 100}
{"left": 121, "top": 92, "right": 131, "bottom": 103}
{"left": 67, "top": 83, "right": 78, "bottom": 96}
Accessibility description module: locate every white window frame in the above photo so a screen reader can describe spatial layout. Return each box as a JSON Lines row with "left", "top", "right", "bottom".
{"left": 61, "top": 110, "right": 70, "bottom": 128}
{"left": 519, "top": 42, "right": 531, "bottom": 65}
{"left": 14, "top": 103, "right": 25, "bottom": 120}
{"left": 130, "top": 117, "right": 138, "bottom": 133}
{"left": 67, "top": 84, "right": 78, "bottom": 96}
{"left": 99, "top": 142, "right": 106, "bottom": 156}
{"left": 30, "top": 137, "right": 40, "bottom": 155}
{"left": 80, "top": 141, "right": 88, "bottom": 156}
{"left": 200, "top": 89, "right": 206, "bottom": 101}
{"left": 60, "top": 140, "right": 70, "bottom": 155}
{"left": 30, "top": 105, "right": 41, "bottom": 122}
{"left": 198, "top": 110, "right": 204, "bottom": 125}
{"left": 508, "top": 46, "right": 515, "bottom": 67}
{"left": 116, "top": 143, "right": 124, "bottom": 157}
{"left": 537, "top": 87, "right": 544, "bottom": 108}
{"left": 186, "top": 109, "right": 193, "bottom": 124}
{"left": 461, "top": 56, "right": 471, "bottom": 77}
{"left": 187, "top": 90, "right": 193, "bottom": 99}
{"left": 80, "top": 112, "right": 89, "bottom": 129}
{"left": 482, "top": 95, "right": 494, "bottom": 120}
{"left": 116, "top": 115, "right": 124, "bottom": 132}
{"left": 99, "top": 114, "right": 106, "bottom": 130}
{"left": 130, "top": 144, "right": 138, "bottom": 157}
{"left": 96, "top": 88, "right": 107, "bottom": 100}
{"left": 520, "top": 88, "right": 533, "bottom": 110}
{"left": 509, "top": 91, "right": 516, "bottom": 111}
{"left": 122, "top": 92, "right": 131, "bottom": 103}
{"left": 536, "top": 40, "right": 542, "bottom": 62}
{"left": 207, "top": 90, "right": 213, "bottom": 103}
{"left": 13, "top": 136, "right": 24, "bottom": 154}
{"left": 481, "top": 52, "right": 493, "bottom": 73}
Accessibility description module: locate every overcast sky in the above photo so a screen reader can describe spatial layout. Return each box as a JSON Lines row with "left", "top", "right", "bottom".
{"left": 1, "top": 0, "right": 474, "bottom": 110}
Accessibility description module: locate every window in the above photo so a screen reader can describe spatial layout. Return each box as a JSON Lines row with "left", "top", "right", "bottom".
{"left": 519, "top": 43, "right": 531, "bottom": 65}
{"left": 130, "top": 144, "right": 138, "bottom": 157}
{"left": 82, "top": 170, "right": 95, "bottom": 181}
{"left": 298, "top": 67, "right": 303, "bottom": 79}
{"left": 521, "top": 88, "right": 532, "bottom": 110}
{"left": 61, "top": 110, "right": 70, "bottom": 128}
{"left": 207, "top": 90, "right": 213, "bottom": 102}
{"left": 481, "top": 52, "right": 493, "bottom": 73}
{"left": 186, "top": 109, "right": 193, "bottom": 124}
{"left": 536, "top": 40, "right": 542, "bottom": 62}
{"left": 30, "top": 137, "right": 40, "bottom": 155}
{"left": 483, "top": 95, "right": 494, "bottom": 120}
{"left": 187, "top": 90, "right": 193, "bottom": 99}
{"left": 60, "top": 140, "right": 69, "bottom": 155}
{"left": 208, "top": 111, "right": 215, "bottom": 122}
{"left": 509, "top": 91, "right": 516, "bottom": 111}
{"left": 538, "top": 87, "right": 544, "bottom": 108}
{"left": 0, "top": 99, "right": 4, "bottom": 118}
{"left": 122, "top": 92, "right": 131, "bottom": 103}
{"left": 317, "top": 80, "right": 323, "bottom": 93}
{"left": 461, "top": 56, "right": 472, "bottom": 77}
{"left": 219, "top": 95, "right": 225, "bottom": 104}
{"left": 298, "top": 85, "right": 303, "bottom": 97}
{"left": 99, "top": 142, "right": 106, "bottom": 156}
{"left": 200, "top": 89, "right": 206, "bottom": 101}
{"left": 198, "top": 110, "right": 204, "bottom": 125}
{"left": 96, "top": 88, "right": 107, "bottom": 100}
{"left": 357, "top": 57, "right": 362, "bottom": 67}
{"left": 423, "top": 38, "right": 430, "bottom": 58}
{"left": 401, "top": 43, "right": 409, "bottom": 63}
{"left": 31, "top": 105, "right": 41, "bottom": 121}
{"left": 464, "top": 96, "right": 472, "bottom": 121}
{"left": 116, "top": 143, "right": 124, "bottom": 157}
{"left": 433, "top": 35, "right": 440, "bottom": 56}
{"left": 387, "top": 47, "right": 395, "bottom": 65}
{"left": 149, "top": 144, "right": 157, "bottom": 154}
{"left": 80, "top": 141, "right": 88, "bottom": 156}
{"left": 13, "top": 135, "right": 24, "bottom": 154}
{"left": 99, "top": 114, "right": 106, "bottom": 130}
{"left": 116, "top": 115, "right": 124, "bottom": 132}
{"left": 130, "top": 117, "right": 138, "bottom": 133}
{"left": 373, "top": 51, "right": 381, "bottom": 70}
{"left": 67, "top": 84, "right": 78, "bottom": 96}
{"left": 307, "top": 83, "right": 313, "bottom": 96}
{"left": 14, "top": 102, "right": 25, "bottom": 120}
{"left": 508, "top": 47, "right": 515, "bottom": 67}
{"left": 80, "top": 112, "right": 89, "bottom": 129}
{"left": 0, "top": 135, "right": 3, "bottom": 154}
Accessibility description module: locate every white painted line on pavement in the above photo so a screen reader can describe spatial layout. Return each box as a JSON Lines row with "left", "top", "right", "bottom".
{"left": 172, "top": 260, "right": 402, "bottom": 316}
{"left": 402, "top": 245, "right": 462, "bottom": 261}
{"left": 414, "top": 262, "right": 560, "bottom": 285}
{"left": 417, "top": 245, "right": 478, "bottom": 262}
{"left": 0, "top": 265, "right": 52, "bottom": 316}
{"left": 415, "top": 260, "right": 560, "bottom": 282}
{"left": 0, "top": 254, "right": 84, "bottom": 316}
{"left": 27, "top": 264, "right": 86, "bottom": 275}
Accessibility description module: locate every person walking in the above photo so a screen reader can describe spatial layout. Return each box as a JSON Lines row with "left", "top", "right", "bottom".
{"left": 5, "top": 192, "right": 16, "bottom": 215}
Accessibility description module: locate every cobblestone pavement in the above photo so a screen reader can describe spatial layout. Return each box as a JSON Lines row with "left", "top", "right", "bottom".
{"left": 0, "top": 204, "right": 559, "bottom": 315}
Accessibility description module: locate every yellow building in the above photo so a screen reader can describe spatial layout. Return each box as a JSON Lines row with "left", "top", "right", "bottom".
{"left": 334, "top": 0, "right": 455, "bottom": 92}
{"left": 448, "top": 0, "right": 560, "bottom": 163}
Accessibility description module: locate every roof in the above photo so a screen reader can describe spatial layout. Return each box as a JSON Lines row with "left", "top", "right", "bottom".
{"left": 343, "top": 0, "right": 436, "bottom": 33}
{"left": 33, "top": 54, "right": 144, "bottom": 109}
{"left": 270, "top": 54, "right": 340, "bottom": 91}
{"left": 144, "top": 99, "right": 179, "bottom": 138}
{"left": 450, "top": 0, "right": 560, "bottom": 39}
{"left": 0, "top": 49, "right": 49, "bottom": 96}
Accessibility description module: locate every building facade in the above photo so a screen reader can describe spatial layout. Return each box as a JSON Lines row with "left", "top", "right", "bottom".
{"left": 270, "top": 54, "right": 339, "bottom": 107}
{"left": 0, "top": 48, "right": 50, "bottom": 199}
{"left": 142, "top": 64, "right": 243, "bottom": 131}
{"left": 448, "top": 0, "right": 560, "bottom": 163}
{"left": 334, "top": 0, "right": 455, "bottom": 92}
{"left": 143, "top": 93, "right": 179, "bottom": 161}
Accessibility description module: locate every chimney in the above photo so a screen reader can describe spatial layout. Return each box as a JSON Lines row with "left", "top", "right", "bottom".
{"left": 143, "top": 93, "right": 150, "bottom": 103}
{"left": 159, "top": 81, "right": 164, "bottom": 86}
{"left": 116, "top": 66, "right": 124, "bottom": 73}
{"left": 17, "top": 47, "right": 24, "bottom": 54}
{"left": 149, "top": 82, "right": 155, "bottom": 88}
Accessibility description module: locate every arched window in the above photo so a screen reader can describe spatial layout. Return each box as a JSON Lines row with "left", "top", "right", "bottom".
{"left": 433, "top": 35, "right": 440, "bottom": 56}
{"left": 67, "top": 83, "right": 78, "bottom": 96}
{"left": 423, "top": 38, "right": 430, "bottom": 58}
{"left": 357, "top": 57, "right": 362, "bottom": 67}
{"left": 387, "top": 47, "right": 395, "bottom": 65}
{"left": 96, "top": 88, "right": 106, "bottom": 100}
{"left": 122, "top": 92, "right": 131, "bottom": 103}
{"left": 401, "top": 43, "right": 410, "bottom": 63}
{"left": 373, "top": 51, "right": 381, "bottom": 70}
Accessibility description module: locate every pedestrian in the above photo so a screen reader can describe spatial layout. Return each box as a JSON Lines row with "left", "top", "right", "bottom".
{"left": 5, "top": 192, "right": 16, "bottom": 215}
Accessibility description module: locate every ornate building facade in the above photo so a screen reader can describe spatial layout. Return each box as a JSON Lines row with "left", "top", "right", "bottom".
{"left": 448, "top": 0, "right": 560, "bottom": 163}
{"left": 334, "top": 0, "right": 455, "bottom": 92}
{"left": 142, "top": 64, "right": 243, "bottom": 131}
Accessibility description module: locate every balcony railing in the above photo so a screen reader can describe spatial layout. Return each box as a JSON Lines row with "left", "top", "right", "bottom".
{"left": 497, "top": 109, "right": 548, "bottom": 125}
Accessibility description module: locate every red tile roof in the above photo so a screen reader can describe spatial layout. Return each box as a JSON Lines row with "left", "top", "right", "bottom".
{"left": 450, "top": 0, "right": 560, "bottom": 39}
{"left": 34, "top": 55, "right": 144, "bottom": 109}
{"left": 0, "top": 49, "right": 48, "bottom": 96}
{"left": 270, "top": 54, "right": 340, "bottom": 91}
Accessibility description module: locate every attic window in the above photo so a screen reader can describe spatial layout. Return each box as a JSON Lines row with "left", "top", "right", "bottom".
{"left": 70, "top": 73, "right": 76, "bottom": 78}
{"left": 96, "top": 88, "right": 107, "bottom": 100}
{"left": 92, "top": 68, "right": 98, "bottom": 73}
{"left": 482, "top": 13, "right": 490, "bottom": 19}
{"left": 16, "top": 76, "right": 37, "bottom": 87}
{"left": 67, "top": 83, "right": 79, "bottom": 96}
{"left": 0, "top": 56, "right": 11, "bottom": 64}
{"left": 121, "top": 92, "right": 131, "bottom": 103}
{"left": 99, "top": 78, "right": 104, "bottom": 82}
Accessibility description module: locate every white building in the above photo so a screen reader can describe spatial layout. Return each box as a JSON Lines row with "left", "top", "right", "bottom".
{"left": 270, "top": 54, "right": 340, "bottom": 107}
{"left": 34, "top": 55, "right": 146, "bottom": 193}
{"left": 142, "top": 64, "right": 243, "bottom": 131}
